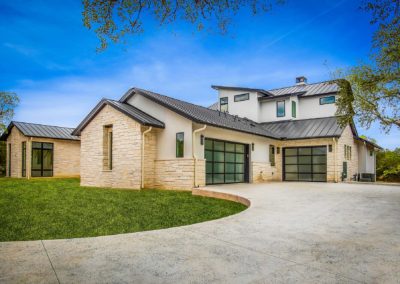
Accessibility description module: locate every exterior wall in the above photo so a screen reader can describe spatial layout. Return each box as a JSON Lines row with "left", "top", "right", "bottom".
{"left": 357, "top": 142, "right": 376, "bottom": 174}
{"left": 298, "top": 95, "right": 337, "bottom": 119}
{"left": 337, "top": 125, "right": 359, "bottom": 181}
{"left": 127, "top": 94, "right": 193, "bottom": 159}
{"left": 216, "top": 90, "right": 260, "bottom": 122}
{"left": 80, "top": 105, "right": 142, "bottom": 189}
{"left": 259, "top": 97, "right": 292, "bottom": 122}
{"left": 143, "top": 129, "right": 157, "bottom": 188}
{"left": 5, "top": 127, "right": 80, "bottom": 178}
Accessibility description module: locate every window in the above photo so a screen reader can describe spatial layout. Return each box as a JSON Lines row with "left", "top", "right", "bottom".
{"left": 291, "top": 101, "right": 296, "bottom": 118}
{"left": 344, "top": 145, "right": 352, "bottom": 160}
{"left": 276, "top": 101, "right": 285, "bottom": 117}
{"left": 176, "top": 132, "right": 184, "bottom": 158}
{"left": 31, "top": 142, "right": 53, "bottom": 177}
{"left": 234, "top": 93, "right": 249, "bottom": 102}
{"left": 22, "top": 142, "right": 26, "bottom": 177}
{"left": 269, "top": 145, "right": 275, "bottom": 166}
{"left": 320, "top": 96, "right": 336, "bottom": 105}
{"left": 103, "top": 125, "right": 113, "bottom": 170}
{"left": 8, "top": 144, "right": 11, "bottom": 177}
{"left": 328, "top": 144, "right": 332, "bottom": 152}
{"left": 220, "top": 97, "right": 228, "bottom": 112}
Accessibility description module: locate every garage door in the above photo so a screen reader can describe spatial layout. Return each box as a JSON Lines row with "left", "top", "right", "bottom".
{"left": 283, "top": 146, "right": 327, "bottom": 182}
{"left": 205, "top": 138, "right": 249, "bottom": 185}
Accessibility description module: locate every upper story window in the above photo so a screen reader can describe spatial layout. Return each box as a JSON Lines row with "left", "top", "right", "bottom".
{"left": 234, "top": 93, "right": 249, "bottom": 102}
{"left": 276, "top": 101, "right": 285, "bottom": 117}
{"left": 220, "top": 97, "right": 228, "bottom": 112}
{"left": 176, "top": 132, "right": 184, "bottom": 158}
{"left": 291, "top": 101, "right": 296, "bottom": 118}
{"left": 320, "top": 95, "right": 336, "bottom": 105}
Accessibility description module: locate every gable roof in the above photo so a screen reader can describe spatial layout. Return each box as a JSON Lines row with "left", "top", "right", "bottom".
{"left": 119, "top": 88, "right": 278, "bottom": 139}
{"left": 267, "top": 80, "right": 338, "bottom": 97}
{"left": 0, "top": 121, "right": 80, "bottom": 141}
{"left": 260, "top": 117, "right": 344, "bottom": 140}
{"left": 72, "top": 99, "right": 165, "bottom": 136}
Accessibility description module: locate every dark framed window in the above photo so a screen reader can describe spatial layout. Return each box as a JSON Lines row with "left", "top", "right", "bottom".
{"left": 31, "top": 142, "right": 53, "bottom": 177}
{"left": 176, "top": 132, "right": 184, "bottom": 158}
{"left": 269, "top": 145, "right": 275, "bottom": 166}
{"left": 234, "top": 93, "right": 249, "bottom": 102}
{"left": 8, "top": 144, "right": 11, "bottom": 176}
{"left": 220, "top": 97, "right": 228, "bottom": 112}
{"left": 276, "top": 101, "right": 285, "bottom": 117}
{"left": 319, "top": 95, "right": 336, "bottom": 105}
{"left": 22, "top": 142, "right": 26, "bottom": 177}
{"left": 291, "top": 101, "right": 296, "bottom": 118}
{"left": 103, "top": 125, "right": 113, "bottom": 170}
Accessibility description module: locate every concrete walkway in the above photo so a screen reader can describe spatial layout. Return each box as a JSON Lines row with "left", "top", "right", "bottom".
{"left": 1, "top": 182, "right": 399, "bottom": 284}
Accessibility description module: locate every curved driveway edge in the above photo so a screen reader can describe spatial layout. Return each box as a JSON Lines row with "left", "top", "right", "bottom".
{"left": 1, "top": 182, "right": 400, "bottom": 283}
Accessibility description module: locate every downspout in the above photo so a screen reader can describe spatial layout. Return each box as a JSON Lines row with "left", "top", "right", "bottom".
{"left": 192, "top": 124, "right": 207, "bottom": 188}
{"left": 141, "top": 126, "right": 152, "bottom": 189}
{"left": 333, "top": 137, "right": 337, "bottom": 182}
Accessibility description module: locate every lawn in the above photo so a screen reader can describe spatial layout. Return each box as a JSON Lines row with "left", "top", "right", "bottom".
{"left": 0, "top": 178, "right": 247, "bottom": 241}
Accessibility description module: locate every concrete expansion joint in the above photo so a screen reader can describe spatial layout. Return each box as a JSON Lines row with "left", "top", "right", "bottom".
{"left": 41, "top": 240, "right": 61, "bottom": 284}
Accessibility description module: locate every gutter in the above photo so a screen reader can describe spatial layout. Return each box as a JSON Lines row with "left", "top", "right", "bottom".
{"left": 141, "top": 126, "right": 152, "bottom": 189}
{"left": 192, "top": 124, "right": 207, "bottom": 188}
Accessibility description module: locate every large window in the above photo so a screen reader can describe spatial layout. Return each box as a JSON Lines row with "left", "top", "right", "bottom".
{"left": 276, "top": 101, "right": 285, "bottom": 117}
{"left": 220, "top": 97, "right": 228, "bottom": 112}
{"left": 8, "top": 144, "right": 11, "bottom": 177}
{"left": 103, "top": 125, "right": 113, "bottom": 170}
{"left": 320, "top": 96, "right": 336, "bottom": 105}
{"left": 269, "top": 145, "right": 275, "bottom": 166}
{"left": 22, "top": 142, "right": 26, "bottom": 177}
{"left": 291, "top": 101, "right": 296, "bottom": 118}
{"left": 234, "top": 93, "right": 249, "bottom": 102}
{"left": 31, "top": 142, "right": 53, "bottom": 177}
{"left": 176, "top": 132, "right": 184, "bottom": 158}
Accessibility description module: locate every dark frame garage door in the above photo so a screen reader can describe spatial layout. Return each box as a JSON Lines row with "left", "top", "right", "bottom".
{"left": 283, "top": 146, "right": 327, "bottom": 182}
{"left": 205, "top": 138, "right": 249, "bottom": 185}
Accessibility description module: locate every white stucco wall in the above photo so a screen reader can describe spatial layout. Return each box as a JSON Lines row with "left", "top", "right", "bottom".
{"left": 127, "top": 94, "right": 193, "bottom": 159}
{"left": 259, "top": 98, "right": 291, "bottom": 122}
{"left": 357, "top": 141, "right": 376, "bottom": 174}
{"left": 298, "top": 95, "right": 337, "bottom": 119}
{"left": 217, "top": 90, "right": 260, "bottom": 122}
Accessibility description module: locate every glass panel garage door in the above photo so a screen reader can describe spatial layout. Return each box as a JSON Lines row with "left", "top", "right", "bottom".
{"left": 205, "top": 138, "right": 249, "bottom": 185}
{"left": 283, "top": 146, "right": 327, "bottom": 182}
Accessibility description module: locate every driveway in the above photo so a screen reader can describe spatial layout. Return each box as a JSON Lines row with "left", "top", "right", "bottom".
{"left": 1, "top": 182, "right": 399, "bottom": 283}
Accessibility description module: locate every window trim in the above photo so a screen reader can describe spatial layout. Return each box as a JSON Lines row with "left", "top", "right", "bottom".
{"left": 291, "top": 101, "right": 296, "bottom": 118}
{"left": 176, "top": 132, "right": 184, "bottom": 158}
{"left": 8, "top": 143, "right": 11, "bottom": 177}
{"left": 22, "top": 141, "right": 26, "bottom": 177}
{"left": 319, "top": 95, "right": 336, "bottom": 105}
{"left": 276, "top": 100, "right": 285, "bottom": 117}
{"left": 234, "top": 93, "right": 250, "bottom": 102}
{"left": 220, "top": 97, "right": 228, "bottom": 112}
{"left": 31, "top": 142, "right": 54, "bottom": 177}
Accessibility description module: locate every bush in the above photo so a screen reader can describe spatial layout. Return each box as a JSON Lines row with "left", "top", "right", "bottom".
{"left": 376, "top": 148, "right": 400, "bottom": 182}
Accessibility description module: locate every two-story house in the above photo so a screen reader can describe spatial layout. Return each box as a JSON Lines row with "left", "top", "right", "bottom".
{"left": 72, "top": 77, "right": 381, "bottom": 190}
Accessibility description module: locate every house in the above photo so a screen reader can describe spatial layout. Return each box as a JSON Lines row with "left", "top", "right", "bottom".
{"left": 72, "top": 76, "right": 381, "bottom": 190}
{"left": 1, "top": 121, "right": 80, "bottom": 178}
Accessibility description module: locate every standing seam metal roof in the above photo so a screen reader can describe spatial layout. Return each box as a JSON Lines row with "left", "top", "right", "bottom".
{"left": 267, "top": 81, "right": 338, "bottom": 97}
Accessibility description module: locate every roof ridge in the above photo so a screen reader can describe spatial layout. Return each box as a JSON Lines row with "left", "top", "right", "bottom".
{"left": 267, "top": 79, "right": 337, "bottom": 92}
{"left": 12, "top": 121, "right": 75, "bottom": 130}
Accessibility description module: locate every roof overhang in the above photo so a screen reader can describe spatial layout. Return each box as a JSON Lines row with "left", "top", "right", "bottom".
{"left": 211, "top": 85, "right": 274, "bottom": 97}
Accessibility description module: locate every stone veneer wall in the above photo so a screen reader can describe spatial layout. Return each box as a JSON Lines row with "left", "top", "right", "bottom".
{"left": 143, "top": 129, "right": 157, "bottom": 188}
{"left": 80, "top": 105, "right": 142, "bottom": 189}
{"left": 5, "top": 127, "right": 80, "bottom": 178}
{"left": 252, "top": 162, "right": 279, "bottom": 183}
{"left": 337, "top": 125, "right": 359, "bottom": 181}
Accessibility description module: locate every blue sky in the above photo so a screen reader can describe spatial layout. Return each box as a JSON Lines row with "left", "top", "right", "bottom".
{"left": 1, "top": 0, "right": 399, "bottom": 149}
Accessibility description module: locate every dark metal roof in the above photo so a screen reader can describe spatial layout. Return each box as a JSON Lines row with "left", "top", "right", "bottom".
{"left": 120, "top": 88, "right": 278, "bottom": 139}
{"left": 211, "top": 85, "right": 274, "bottom": 96}
{"left": 208, "top": 102, "right": 219, "bottom": 110}
{"left": 260, "top": 117, "right": 344, "bottom": 139}
{"left": 267, "top": 81, "right": 338, "bottom": 97}
{"left": 72, "top": 99, "right": 165, "bottom": 136}
{"left": 0, "top": 121, "right": 80, "bottom": 141}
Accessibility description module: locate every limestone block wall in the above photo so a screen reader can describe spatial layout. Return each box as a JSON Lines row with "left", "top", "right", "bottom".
{"left": 252, "top": 162, "right": 277, "bottom": 183}
{"left": 143, "top": 129, "right": 157, "bottom": 188}
{"left": 337, "top": 125, "right": 359, "bottom": 181}
{"left": 153, "top": 158, "right": 197, "bottom": 190}
{"left": 80, "top": 105, "right": 142, "bottom": 189}
{"left": 5, "top": 127, "right": 80, "bottom": 178}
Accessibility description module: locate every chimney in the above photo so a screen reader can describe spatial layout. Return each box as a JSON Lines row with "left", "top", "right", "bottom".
{"left": 296, "top": 76, "right": 307, "bottom": 86}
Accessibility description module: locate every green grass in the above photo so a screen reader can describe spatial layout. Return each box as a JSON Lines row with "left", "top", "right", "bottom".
{"left": 0, "top": 178, "right": 247, "bottom": 241}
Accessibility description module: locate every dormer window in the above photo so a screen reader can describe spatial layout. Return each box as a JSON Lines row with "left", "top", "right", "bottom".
{"left": 220, "top": 97, "right": 228, "bottom": 112}
{"left": 320, "top": 96, "right": 336, "bottom": 105}
{"left": 234, "top": 93, "right": 249, "bottom": 102}
{"left": 276, "top": 101, "right": 285, "bottom": 117}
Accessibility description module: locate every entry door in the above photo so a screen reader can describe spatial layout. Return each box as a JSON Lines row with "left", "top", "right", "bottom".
{"left": 205, "top": 138, "right": 249, "bottom": 185}
{"left": 283, "top": 146, "right": 327, "bottom": 182}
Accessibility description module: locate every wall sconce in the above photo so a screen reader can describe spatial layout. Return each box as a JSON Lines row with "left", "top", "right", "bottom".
{"left": 277, "top": 147, "right": 280, "bottom": 154}
{"left": 200, "top": 135, "right": 204, "bottom": 145}
{"left": 251, "top": 143, "right": 254, "bottom": 151}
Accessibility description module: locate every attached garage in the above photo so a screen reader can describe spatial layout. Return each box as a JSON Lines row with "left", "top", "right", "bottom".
{"left": 283, "top": 146, "right": 327, "bottom": 182}
{"left": 205, "top": 138, "right": 249, "bottom": 185}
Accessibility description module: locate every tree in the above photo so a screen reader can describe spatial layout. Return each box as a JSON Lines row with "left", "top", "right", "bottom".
{"left": 335, "top": 0, "right": 400, "bottom": 132}
{"left": 376, "top": 148, "right": 400, "bottom": 181}
{"left": 0, "top": 91, "right": 19, "bottom": 134}
{"left": 82, "top": 0, "right": 284, "bottom": 50}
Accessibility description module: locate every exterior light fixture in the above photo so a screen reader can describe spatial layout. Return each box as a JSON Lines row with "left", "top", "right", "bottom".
{"left": 200, "top": 135, "right": 204, "bottom": 145}
{"left": 251, "top": 143, "right": 255, "bottom": 151}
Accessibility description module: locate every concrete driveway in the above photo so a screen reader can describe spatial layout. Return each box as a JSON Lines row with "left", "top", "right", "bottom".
{"left": 1, "top": 182, "right": 400, "bottom": 284}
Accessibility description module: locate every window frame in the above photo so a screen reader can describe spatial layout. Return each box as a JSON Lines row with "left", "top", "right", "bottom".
{"left": 220, "top": 97, "right": 228, "bottom": 112}
{"left": 176, "top": 132, "right": 184, "bottom": 158}
{"left": 269, "top": 145, "right": 275, "bottom": 166}
{"left": 8, "top": 143, "right": 11, "bottom": 177}
{"left": 31, "top": 142, "right": 54, "bottom": 177}
{"left": 319, "top": 95, "right": 336, "bottom": 105}
{"left": 234, "top": 93, "right": 250, "bottom": 102}
{"left": 22, "top": 141, "right": 26, "bottom": 177}
{"left": 291, "top": 101, "right": 296, "bottom": 118}
{"left": 276, "top": 100, "right": 285, "bottom": 117}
